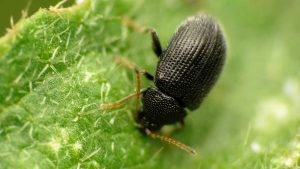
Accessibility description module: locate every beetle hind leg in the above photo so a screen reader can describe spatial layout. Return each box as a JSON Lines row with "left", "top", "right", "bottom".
{"left": 121, "top": 17, "right": 163, "bottom": 57}
{"left": 146, "top": 29, "right": 163, "bottom": 57}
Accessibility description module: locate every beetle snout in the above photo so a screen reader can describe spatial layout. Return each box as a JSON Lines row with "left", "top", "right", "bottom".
{"left": 136, "top": 109, "right": 161, "bottom": 131}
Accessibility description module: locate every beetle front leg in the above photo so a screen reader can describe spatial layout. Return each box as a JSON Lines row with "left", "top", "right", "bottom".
{"left": 100, "top": 57, "right": 151, "bottom": 111}
{"left": 99, "top": 92, "right": 139, "bottom": 110}
{"left": 99, "top": 69, "right": 145, "bottom": 111}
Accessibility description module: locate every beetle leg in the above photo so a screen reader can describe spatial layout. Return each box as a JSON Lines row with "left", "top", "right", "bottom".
{"left": 115, "top": 56, "right": 154, "bottom": 81}
{"left": 135, "top": 69, "right": 141, "bottom": 113}
{"left": 99, "top": 81, "right": 145, "bottom": 111}
{"left": 147, "top": 29, "right": 163, "bottom": 57}
{"left": 122, "top": 17, "right": 163, "bottom": 57}
{"left": 122, "top": 16, "right": 145, "bottom": 33}
{"left": 99, "top": 92, "right": 139, "bottom": 110}
{"left": 180, "top": 119, "right": 185, "bottom": 129}
{"left": 99, "top": 60, "right": 145, "bottom": 111}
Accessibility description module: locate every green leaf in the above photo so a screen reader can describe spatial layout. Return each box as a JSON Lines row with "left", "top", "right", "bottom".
{"left": 1, "top": 0, "right": 300, "bottom": 168}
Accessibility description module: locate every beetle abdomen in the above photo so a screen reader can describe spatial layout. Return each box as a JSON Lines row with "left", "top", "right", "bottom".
{"left": 154, "top": 14, "right": 226, "bottom": 110}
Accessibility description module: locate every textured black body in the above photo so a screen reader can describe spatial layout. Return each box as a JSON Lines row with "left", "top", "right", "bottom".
{"left": 155, "top": 14, "right": 226, "bottom": 110}
{"left": 137, "top": 14, "right": 226, "bottom": 131}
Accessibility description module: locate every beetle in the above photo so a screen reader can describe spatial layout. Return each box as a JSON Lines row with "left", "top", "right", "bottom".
{"left": 101, "top": 14, "right": 226, "bottom": 154}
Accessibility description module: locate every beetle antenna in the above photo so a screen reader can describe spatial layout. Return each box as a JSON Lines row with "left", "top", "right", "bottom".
{"left": 145, "top": 129, "right": 197, "bottom": 155}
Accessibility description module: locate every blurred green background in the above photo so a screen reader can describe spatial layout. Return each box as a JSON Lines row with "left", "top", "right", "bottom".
{"left": 0, "top": 0, "right": 74, "bottom": 36}
{"left": 0, "top": 0, "right": 300, "bottom": 168}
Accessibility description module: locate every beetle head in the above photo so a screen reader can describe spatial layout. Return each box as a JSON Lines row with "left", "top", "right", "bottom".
{"left": 136, "top": 87, "right": 186, "bottom": 132}
{"left": 137, "top": 107, "right": 161, "bottom": 131}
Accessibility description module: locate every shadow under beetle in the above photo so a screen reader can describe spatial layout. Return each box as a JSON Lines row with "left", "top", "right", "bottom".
{"left": 100, "top": 14, "right": 226, "bottom": 154}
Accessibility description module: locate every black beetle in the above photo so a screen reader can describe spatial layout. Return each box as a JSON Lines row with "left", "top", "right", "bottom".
{"left": 101, "top": 14, "right": 226, "bottom": 154}
{"left": 137, "top": 14, "right": 226, "bottom": 130}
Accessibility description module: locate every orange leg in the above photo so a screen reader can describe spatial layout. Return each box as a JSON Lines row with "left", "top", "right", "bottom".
{"left": 135, "top": 69, "right": 141, "bottom": 113}
{"left": 122, "top": 16, "right": 146, "bottom": 33}
{"left": 99, "top": 70, "right": 143, "bottom": 111}
{"left": 115, "top": 56, "right": 154, "bottom": 81}
{"left": 99, "top": 57, "right": 152, "bottom": 111}
{"left": 99, "top": 92, "right": 138, "bottom": 110}
{"left": 121, "top": 17, "right": 162, "bottom": 57}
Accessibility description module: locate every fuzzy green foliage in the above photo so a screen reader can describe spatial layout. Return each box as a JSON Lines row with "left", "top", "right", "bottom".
{"left": 1, "top": 0, "right": 300, "bottom": 168}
